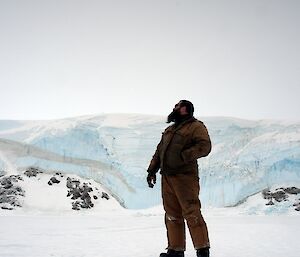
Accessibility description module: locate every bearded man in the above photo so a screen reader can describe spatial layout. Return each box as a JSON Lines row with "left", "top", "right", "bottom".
{"left": 147, "top": 100, "right": 211, "bottom": 257}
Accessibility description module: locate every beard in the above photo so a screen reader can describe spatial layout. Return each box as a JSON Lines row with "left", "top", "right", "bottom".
{"left": 167, "top": 109, "right": 181, "bottom": 123}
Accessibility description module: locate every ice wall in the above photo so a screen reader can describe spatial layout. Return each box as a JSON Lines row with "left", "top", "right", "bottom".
{"left": 0, "top": 115, "right": 299, "bottom": 209}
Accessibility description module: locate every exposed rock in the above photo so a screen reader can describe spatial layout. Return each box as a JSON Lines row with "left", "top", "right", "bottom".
{"left": 101, "top": 192, "right": 110, "bottom": 200}
{"left": 263, "top": 186, "right": 300, "bottom": 212}
{"left": 80, "top": 192, "right": 94, "bottom": 209}
{"left": 24, "top": 167, "right": 42, "bottom": 177}
{"left": 293, "top": 199, "right": 300, "bottom": 206}
{"left": 262, "top": 189, "right": 272, "bottom": 200}
{"left": 66, "top": 177, "right": 80, "bottom": 189}
{"left": 272, "top": 189, "right": 287, "bottom": 202}
{"left": 284, "top": 187, "right": 300, "bottom": 195}
{"left": 0, "top": 175, "right": 25, "bottom": 210}
{"left": 1, "top": 175, "right": 22, "bottom": 184}
{"left": 1, "top": 206, "right": 13, "bottom": 210}
{"left": 3, "top": 180, "right": 13, "bottom": 189}
{"left": 72, "top": 201, "right": 81, "bottom": 210}
{"left": 47, "top": 174, "right": 61, "bottom": 186}
{"left": 266, "top": 200, "right": 274, "bottom": 205}
{"left": 1, "top": 170, "right": 111, "bottom": 211}
{"left": 66, "top": 177, "right": 99, "bottom": 210}
{"left": 54, "top": 172, "right": 64, "bottom": 178}
{"left": 49, "top": 177, "right": 60, "bottom": 184}
{"left": 83, "top": 183, "right": 93, "bottom": 193}
{"left": 70, "top": 189, "right": 81, "bottom": 200}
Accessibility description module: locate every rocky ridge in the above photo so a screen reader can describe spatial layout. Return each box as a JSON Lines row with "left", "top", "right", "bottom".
{"left": 262, "top": 187, "right": 300, "bottom": 211}
{"left": 0, "top": 167, "right": 111, "bottom": 211}
{"left": 0, "top": 174, "right": 24, "bottom": 210}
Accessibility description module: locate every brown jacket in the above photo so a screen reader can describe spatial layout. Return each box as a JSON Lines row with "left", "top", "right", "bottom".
{"left": 147, "top": 117, "right": 211, "bottom": 176}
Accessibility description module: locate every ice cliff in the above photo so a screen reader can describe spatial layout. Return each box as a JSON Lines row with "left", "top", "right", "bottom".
{"left": 0, "top": 114, "right": 299, "bottom": 209}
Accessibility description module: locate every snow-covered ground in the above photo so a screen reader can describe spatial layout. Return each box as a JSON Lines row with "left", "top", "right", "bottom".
{"left": 0, "top": 168, "right": 299, "bottom": 257}
{"left": 1, "top": 209, "right": 299, "bottom": 257}
{"left": 0, "top": 114, "right": 299, "bottom": 256}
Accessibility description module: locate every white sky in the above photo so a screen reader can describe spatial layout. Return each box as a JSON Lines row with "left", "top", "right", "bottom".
{"left": 0, "top": 0, "right": 299, "bottom": 120}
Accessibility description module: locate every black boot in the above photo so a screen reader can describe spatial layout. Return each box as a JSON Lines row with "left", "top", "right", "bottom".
{"left": 196, "top": 247, "right": 210, "bottom": 257}
{"left": 160, "top": 249, "right": 185, "bottom": 257}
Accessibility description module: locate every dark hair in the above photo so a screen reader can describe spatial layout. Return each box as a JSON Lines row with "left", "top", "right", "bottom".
{"left": 180, "top": 100, "right": 194, "bottom": 115}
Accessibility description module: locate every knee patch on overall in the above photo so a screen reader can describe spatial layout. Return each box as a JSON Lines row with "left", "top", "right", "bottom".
{"left": 166, "top": 214, "right": 184, "bottom": 224}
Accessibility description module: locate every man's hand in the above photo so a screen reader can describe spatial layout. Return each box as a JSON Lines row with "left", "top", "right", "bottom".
{"left": 147, "top": 173, "right": 156, "bottom": 188}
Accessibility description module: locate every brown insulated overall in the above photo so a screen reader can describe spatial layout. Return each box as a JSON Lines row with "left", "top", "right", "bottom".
{"left": 147, "top": 117, "right": 211, "bottom": 250}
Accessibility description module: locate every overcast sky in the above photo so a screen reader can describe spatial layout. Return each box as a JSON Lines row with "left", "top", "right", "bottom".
{"left": 0, "top": 0, "right": 299, "bottom": 120}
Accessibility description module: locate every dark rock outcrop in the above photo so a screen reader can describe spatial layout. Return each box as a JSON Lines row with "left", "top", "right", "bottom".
{"left": 24, "top": 167, "right": 42, "bottom": 177}
{"left": 66, "top": 177, "right": 98, "bottom": 210}
{"left": 262, "top": 186, "right": 300, "bottom": 211}
{"left": 101, "top": 192, "right": 110, "bottom": 200}
{"left": 284, "top": 187, "right": 300, "bottom": 195}
{"left": 49, "top": 176, "right": 60, "bottom": 184}
{"left": 272, "top": 189, "right": 288, "bottom": 202}
{"left": 0, "top": 175, "right": 24, "bottom": 210}
{"left": 1, "top": 169, "right": 112, "bottom": 211}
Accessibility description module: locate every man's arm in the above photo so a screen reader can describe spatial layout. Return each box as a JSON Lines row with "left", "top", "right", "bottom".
{"left": 146, "top": 137, "right": 162, "bottom": 188}
{"left": 147, "top": 137, "right": 162, "bottom": 174}
{"left": 181, "top": 122, "right": 211, "bottom": 163}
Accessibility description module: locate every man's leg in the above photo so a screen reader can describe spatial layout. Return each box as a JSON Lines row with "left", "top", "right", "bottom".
{"left": 170, "top": 174, "right": 210, "bottom": 249}
{"left": 162, "top": 175, "right": 186, "bottom": 251}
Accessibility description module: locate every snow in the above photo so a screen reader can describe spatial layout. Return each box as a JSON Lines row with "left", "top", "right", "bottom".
{"left": 0, "top": 171, "right": 298, "bottom": 257}
{"left": 0, "top": 210, "right": 299, "bottom": 257}
{"left": 0, "top": 113, "right": 300, "bottom": 257}
{"left": 20, "top": 174, "right": 73, "bottom": 212}
{"left": 0, "top": 149, "right": 17, "bottom": 176}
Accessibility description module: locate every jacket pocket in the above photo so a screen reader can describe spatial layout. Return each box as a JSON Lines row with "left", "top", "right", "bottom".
{"left": 172, "top": 131, "right": 186, "bottom": 145}
{"left": 164, "top": 144, "right": 185, "bottom": 169}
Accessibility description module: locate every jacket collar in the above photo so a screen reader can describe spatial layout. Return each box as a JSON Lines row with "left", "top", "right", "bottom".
{"left": 167, "top": 117, "right": 196, "bottom": 132}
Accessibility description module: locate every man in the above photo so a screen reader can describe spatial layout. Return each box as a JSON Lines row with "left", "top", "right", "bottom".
{"left": 147, "top": 100, "right": 211, "bottom": 257}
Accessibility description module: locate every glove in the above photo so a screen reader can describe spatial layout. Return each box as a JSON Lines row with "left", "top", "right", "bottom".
{"left": 147, "top": 172, "right": 156, "bottom": 188}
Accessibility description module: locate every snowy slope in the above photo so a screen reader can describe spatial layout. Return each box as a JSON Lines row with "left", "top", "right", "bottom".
{"left": 0, "top": 114, "right": 299, "bottom": 210}
{"left": 0, "top": 168, "right": 120, "bottom": 213}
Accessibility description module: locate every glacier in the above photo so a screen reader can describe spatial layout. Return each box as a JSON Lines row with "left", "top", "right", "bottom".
{"left": 0, "top": 114, "right": 299, "bottom": 209}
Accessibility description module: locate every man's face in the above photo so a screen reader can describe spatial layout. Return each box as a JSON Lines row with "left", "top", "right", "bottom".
{"left": 167, "top": 101, "right": 189, "bottom": 123}
{"left": 173, "top": 101, "right": 188, "bottom": 116}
